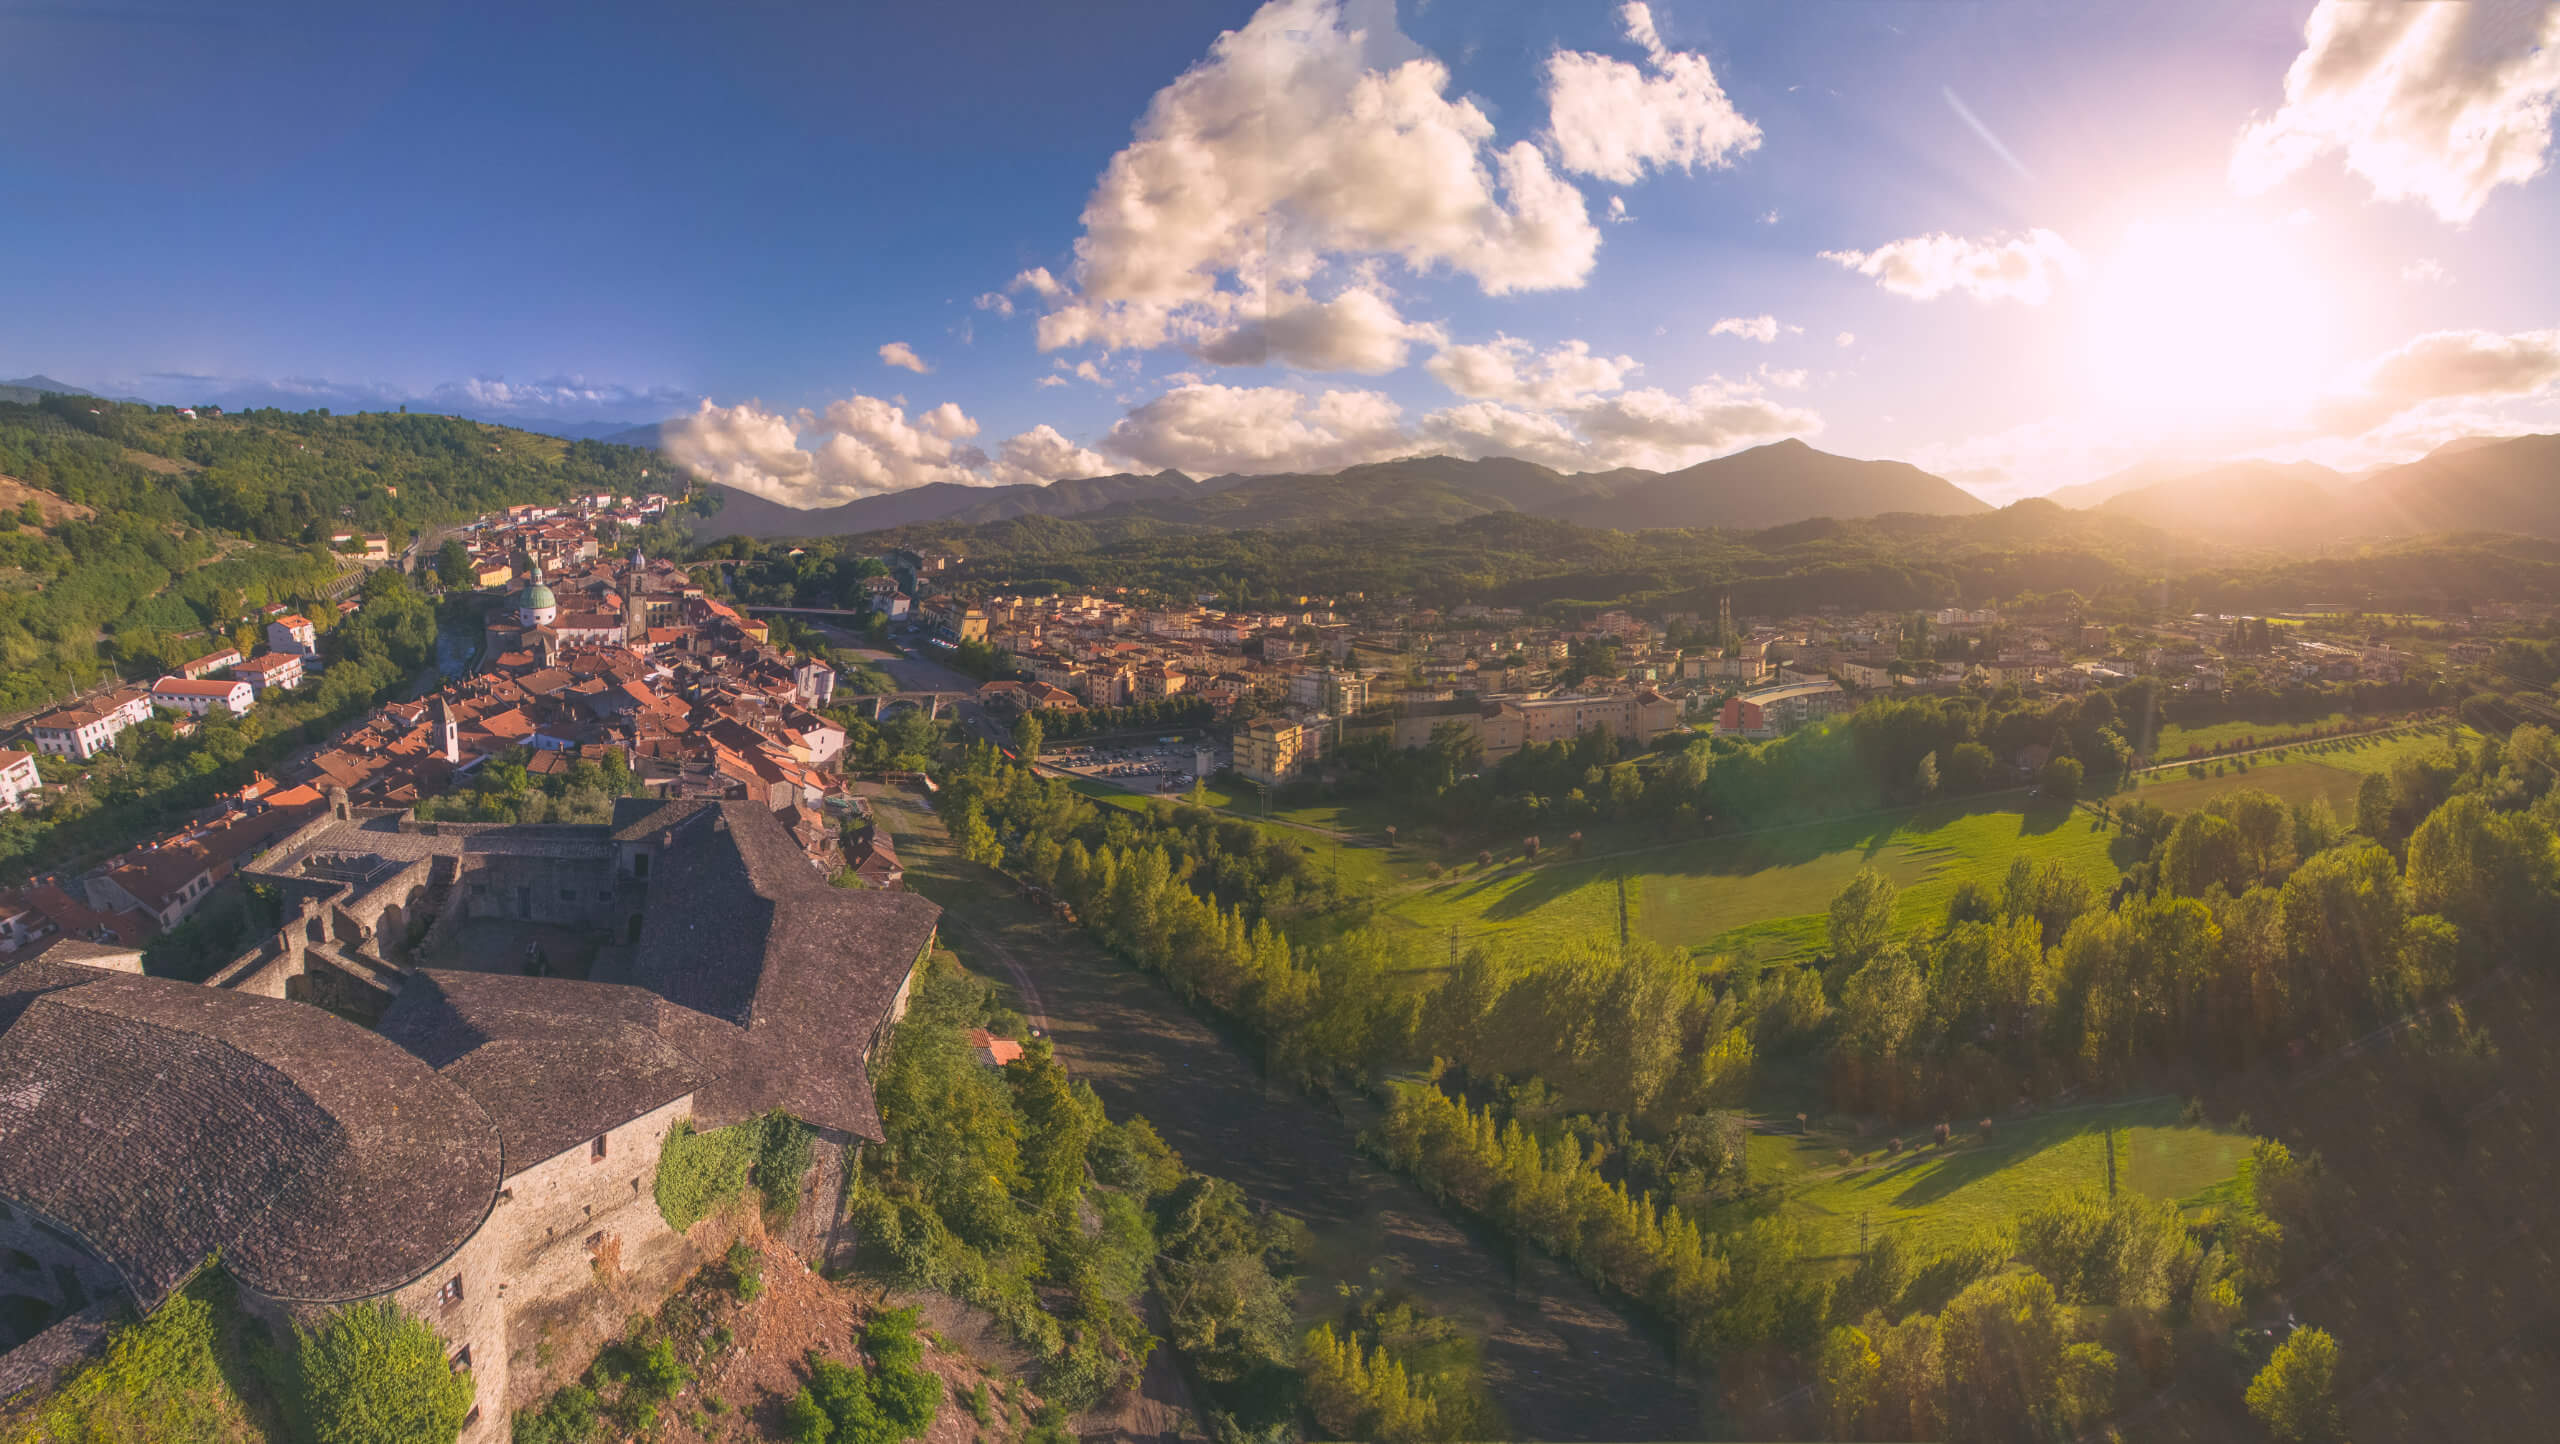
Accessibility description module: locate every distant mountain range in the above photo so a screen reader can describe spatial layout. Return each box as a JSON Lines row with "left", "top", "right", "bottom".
{"left": 2038, "top": 435, "right": 2558, "bottom": 548}
{"left": 0, "top": 375, "right": 152, "bottom": 406}
{"left": 695, "top": 438, "right": 1992, "bottom": 541}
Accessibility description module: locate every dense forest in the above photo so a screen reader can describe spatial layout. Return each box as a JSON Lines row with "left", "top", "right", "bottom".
{"left": 929, "top": 687, "right": 2551, "bottom": 1438}
{"left": 703, "top": 501, "right": 2560, "bottom": 622}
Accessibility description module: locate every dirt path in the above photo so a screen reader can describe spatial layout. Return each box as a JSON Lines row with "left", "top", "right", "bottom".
{"left": 879, "top": 796, "right": 1706, "bottom": 1442}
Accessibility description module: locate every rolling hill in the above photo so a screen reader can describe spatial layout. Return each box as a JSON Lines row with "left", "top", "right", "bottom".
{"left": 2352, "top": 433, "right": 2560, "bottom": 537}
{"left": 701, "top": 469, "right": 1226, "bottom": 540}
{"left": 2098, "top": 459, "right": 2348, "bottom": 546}
{"left": 1555, "top": 438, "right": 1989, "bottom": 530}
{"left": 690, "top": 442, "right": 1987, "bottom": 541}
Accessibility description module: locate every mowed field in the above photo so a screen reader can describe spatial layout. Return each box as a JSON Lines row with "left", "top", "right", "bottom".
{"left": 2143, "top": 711, "right": 2349, "bottom": 756}
{"left": 1748, "top": 1097, "right": 2255, "bottom": 1258}
{"left": 2117, "top": 725, "right": 2467, "bottom": 816}
{"left": 1375, "top": 799, "right": 2127, "bottom": 966}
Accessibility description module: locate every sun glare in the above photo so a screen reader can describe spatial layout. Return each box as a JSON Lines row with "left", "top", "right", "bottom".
{"left": 2083, "top": 216, "right": 2337, "bottom": 428}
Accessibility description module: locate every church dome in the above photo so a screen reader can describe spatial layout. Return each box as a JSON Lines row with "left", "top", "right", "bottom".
{"left": 521, "top": 582, "right": 557, "bottom": 612}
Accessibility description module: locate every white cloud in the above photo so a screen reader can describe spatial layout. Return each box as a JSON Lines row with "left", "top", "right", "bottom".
{"left": 2232, "top": 0, "right": 2560, "bottom": 225}
{"left": 991, "top": 424, "right": 1112, "bottom": 486}
{"left": 661, "top": 392, "right": 1101, "bottom": 504}
{"left": 1545, "top": 1, "right": 1761, "bottom": 185}
{"left": 1014, "top": 267, "right": 1065, "bottom": 299}
{"left": 1100, "top": 369, "right": 1815, "bottom": 477}
{"left": 1424, "top": 334, "right": 1638, "bottom": 407}
{"left": 1195, "top": 287, "right": 1446, "bottom": 372}
{"left": 1821, "top": 228, "right": 2082, "bottom": 303}
{"left": 2313, "top": 326, "right": 2560, "bottom": 435}
{"left": 2402, "top": 256, "right": 2449, "bottom": 284}
{"left": 974, "top": 292, "right": 1015, "bottom": 316}
{"left": 878, "top": 342, "right": 930, "bottom": 374}
{"left": 1758, "top": 365, "right": 1809, "bottom": 390}
{"left": 1072, "top": 360, "right": 1107, "bottom": 385}
{"left": 1025, "top": 0, "right": 1600, "bottom": 360}
{"left": 1035, "top": 375, "right": 1070, "bottom": 388}
{"left": 1835, "top": 331, "right": 1855, "bottom": 347}
{"left": 1761, "top": 209, "right": 1779, "bottom": 225}
{"left": 1567, "top": 381, "right": 1819, "bottom": 470}
{"left": 1101, "top": 382, "right": 1413, "bottom": 475}
{"left": 1607, "top": 195, "right": 1632, "bottom": 223}
{"left": 1709, "top": 314, "right": 1779, "bottom": 342}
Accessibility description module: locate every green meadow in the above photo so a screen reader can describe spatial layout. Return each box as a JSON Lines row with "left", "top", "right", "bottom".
{"left": 1748, "top": 1096, "right": 2255, "bottom": 1258}
{"left": 1373, "top": 799, "right": 2128, "bottom": 967}
{"left": 2120, "top": 725, "right": 2466, "bottom": 816}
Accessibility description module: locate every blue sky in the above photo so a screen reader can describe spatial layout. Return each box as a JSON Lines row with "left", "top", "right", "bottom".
{"left": 6, "top": 0, "right": 2558, "bottom": 502}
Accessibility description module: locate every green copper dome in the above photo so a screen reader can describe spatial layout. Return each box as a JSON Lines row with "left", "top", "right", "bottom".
{"left": 522, "top": 583, "right": 556, "bottom": 611}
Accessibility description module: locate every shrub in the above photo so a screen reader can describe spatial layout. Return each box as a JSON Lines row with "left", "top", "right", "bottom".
{"left": 1886, "top": 1137, "right": 1903, "bottom": 1154}
{"left": 296, "top": 1301, "right": 475, "bottom": 1444}
{"left": 2246, "top": 1326, "right": 2340, "bottom": 1442}
{"left": 23, "top": 1275, "right": 237, "bottom": 1442}
{"left": 724, "top": 1241, "right": 764, "bottom": 1301}
{"left": 1932, "top": 1122, "right": 1951, "bottom": 1147}
{"left": 514, "top": 1386, "right": 601, "bottom": 1444}
{"left": 653, "top": 1118, "right": 757, "bottom": 1231}
{"left": 783, "top": 1387, "right": 834, "bottom": 1443}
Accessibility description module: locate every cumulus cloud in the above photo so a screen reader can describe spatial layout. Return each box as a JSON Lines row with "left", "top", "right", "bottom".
{"left": 660, "top": 392, "right": 1102, "bottom": 505}
{"left": 2313, "top": 326, "right": 2560, "bottom": 435}
{"left": 1836, "top": 331, "right": 1855, "bottom": 347}
{"left": 1821, "top": 228, "right": 2082, "bottom": 303}
{"left": 991, "top": 424, "right": 1112, "bottom": 486}
{"left": 878, "top": 341, "right": 931, "bottom": 373}
{"left": 1424, "top": 334, "right": 1638, "bottom": 407}
{"left": 1607, "top": 195, "right": 1632, "bottom": 223}
{"left": 1195, "top": 287, "right": 1446, "bottom": 372}
{"left": 1568, "top": 381, "right": 1820, "bottom": 470}
{"left": 2232, "top": 0, "right": 2560, "bottom": 224}
{"left": 1545, "top": 2, "right": 1761, "bottom": 185}
{"left": 1099, "top": 369, "right": 1814, "bottom": 477}
{"left": 974, "top": 292, "right": 1015, "bottom": 316}
{"left": 1709, "top": 314, "right": 1779, "bottom": 342}
{"left": 1758, "top": 365, "right": 1809, "bottom": 390}
{"left": 1023, "top": 0, "right": 1599, "bottom": 362}
{"left": 2402, "top": 257, "right": 2449, "bottom": 284}
{"left": 1101, "top": 383, "right": 1413, "bottom": 475}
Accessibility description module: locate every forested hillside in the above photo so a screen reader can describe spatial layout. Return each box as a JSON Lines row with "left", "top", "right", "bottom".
{"left": 0, "top": 397, "right": 661, "bottom": 713}
{"left": 848, "top": 503, "right": 2560, "bottom": 619}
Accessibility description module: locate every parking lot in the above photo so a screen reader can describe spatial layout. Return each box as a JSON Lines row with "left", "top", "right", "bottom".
{"left": 1040, "top": 738, "right": 1225, "bottom": 795}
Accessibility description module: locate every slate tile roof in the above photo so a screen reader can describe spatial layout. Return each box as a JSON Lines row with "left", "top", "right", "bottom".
{"left": 0, "top": 960, "right": 499, "bottom": 1309}
{"left": 622, "top": 799, "right": 939, "bottom": 1140}
{"left": 378, "top": 971, "right": 709, "bottom": 1174}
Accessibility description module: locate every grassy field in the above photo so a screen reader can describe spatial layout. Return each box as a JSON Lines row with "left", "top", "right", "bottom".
{"left": 2147, "top": 711, "right": 2349, "bottom": 756}
{"left": 2120, "top": 725, "right": 2467, "bottom": 815}
{"left": 1373, "top": 799, "right": 2128, "bottom": 967}
{"left": 1750, "top": 1097, "right": 2254, "bottom": 1258}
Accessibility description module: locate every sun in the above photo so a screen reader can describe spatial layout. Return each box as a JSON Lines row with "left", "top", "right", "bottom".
{"left": 2082, "top": 215, "right": 2339, "bottom": 429}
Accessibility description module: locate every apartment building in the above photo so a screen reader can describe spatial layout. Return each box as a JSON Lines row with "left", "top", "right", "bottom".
{"left": 1235, "top": 717, "right": 1330, "bottom": 787}
{"left": 233, "top": 652, "right": 305, "bottom": 694}
{"left": 28, "top": 689, "right": 154, "bottom": 760}
{"left": 152, "top": 677, "right": 256, "bottom": 717}
{"left": 1715, "top": 679, "right": 1850, "bottom": 739}
{"left": 0, "top": 750, "right": 41, "bottom": 812}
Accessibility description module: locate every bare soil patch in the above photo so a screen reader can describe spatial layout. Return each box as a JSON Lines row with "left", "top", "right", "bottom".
{"left": 0, "top": 474, "right": 93, "bottom": 527}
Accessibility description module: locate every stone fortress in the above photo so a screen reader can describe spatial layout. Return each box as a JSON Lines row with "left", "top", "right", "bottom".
{"left": 0, "top": 794, "right": 940, "bottom": 1441}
